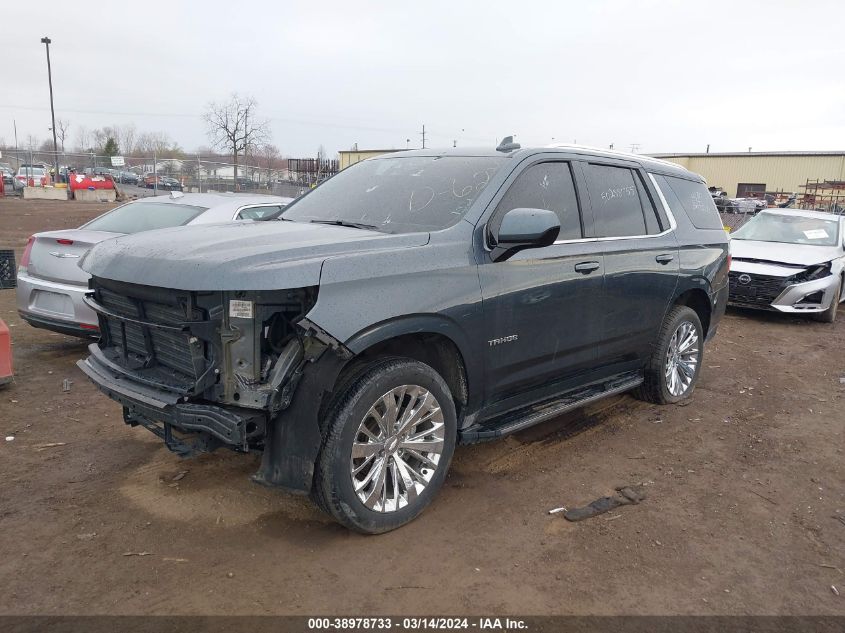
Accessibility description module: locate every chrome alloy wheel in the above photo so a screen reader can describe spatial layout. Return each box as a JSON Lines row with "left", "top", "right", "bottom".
{"left": 665, "top": 321, "right": 700, "bottom": 397}
{"left": 350, "top": 385, "right": 445, "bottom": 512}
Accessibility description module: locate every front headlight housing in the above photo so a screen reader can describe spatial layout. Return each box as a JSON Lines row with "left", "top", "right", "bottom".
{"left": 791, "top": 262, "right": 831, "bottom": 283}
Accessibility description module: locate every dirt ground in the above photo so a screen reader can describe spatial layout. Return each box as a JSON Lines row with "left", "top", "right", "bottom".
{"left": 0, "top": 197, "right": 843, "bottom": 616}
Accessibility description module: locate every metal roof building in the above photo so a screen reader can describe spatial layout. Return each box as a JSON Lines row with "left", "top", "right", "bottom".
{"left": 651, "top": 151, "right": 845, "bottom": 198}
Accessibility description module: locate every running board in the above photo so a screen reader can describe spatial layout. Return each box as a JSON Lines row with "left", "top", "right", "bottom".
{"left": 460, "top": 374, "right": 643, "bottom": 443}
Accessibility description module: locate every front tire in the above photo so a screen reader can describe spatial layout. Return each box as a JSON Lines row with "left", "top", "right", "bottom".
{"left": 636, "top": 305, "right": 704, "bottom": 405}
{"left": 313, "top": 358, "right": 457, "bottom": 534}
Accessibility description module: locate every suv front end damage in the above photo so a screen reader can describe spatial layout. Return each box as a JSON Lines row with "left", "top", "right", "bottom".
{"left": 76, "top": 277, "right": 342, "bottom": 473}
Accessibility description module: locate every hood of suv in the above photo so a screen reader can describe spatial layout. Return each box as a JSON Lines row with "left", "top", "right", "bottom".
{"left": 80, "top": 220, "right": 429, "bottom": 290}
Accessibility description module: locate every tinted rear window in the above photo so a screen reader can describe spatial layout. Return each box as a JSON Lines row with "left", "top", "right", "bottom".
{"left": 659, "top": 175, "right": 723, "bottom": 230}
{"left": 82, "top": 202, "right": 208, "bottom": 234}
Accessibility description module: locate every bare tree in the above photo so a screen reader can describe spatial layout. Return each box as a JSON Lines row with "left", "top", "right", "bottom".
{"left": 90, "top": 128, "right": 107, "bottom": 152}
{"left": 118, "top": 124, "right": 137, "bottom": 156}
{"left": 101, "top": 124, "right": 137, "bottom": 156}
{"left": 56, "top": 119, "right": 70, "bottom": 152}
{"left": 74, "top": 125, "right": 90, "bottom": 152}
{"left": 136, "top": 131, "right": 179, "bottom": 157}
{"left": 258, "top": 143, "right": 281, "bottom": 185}
{"left": 203, "top": 93, "right": 269, "bottom": 190}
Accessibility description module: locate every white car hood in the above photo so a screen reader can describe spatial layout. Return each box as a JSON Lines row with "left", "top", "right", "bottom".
{"left": 732, "top": 239, "right": 838, "bottom": 264}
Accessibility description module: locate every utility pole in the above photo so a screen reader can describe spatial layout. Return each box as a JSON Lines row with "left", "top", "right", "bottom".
{"left": 706, "top": 144, "right": 710, "bottom": 154}
{"left": 420, "top": 124, "right": 426, "bottom": 149}
{"left": 40, "top": 36, "right": 60, "bottom": 185}
{"left": 13, "top": 120, "right": 19, "bottom": 173}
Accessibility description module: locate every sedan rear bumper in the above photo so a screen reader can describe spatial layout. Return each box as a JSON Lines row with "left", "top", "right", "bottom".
{"left": 16, "top": 271, "right": 99, "bottom": 337}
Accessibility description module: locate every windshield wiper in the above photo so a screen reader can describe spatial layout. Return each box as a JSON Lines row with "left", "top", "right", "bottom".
{"left": 310, "top": 219, "right": 381, "bottom": 231}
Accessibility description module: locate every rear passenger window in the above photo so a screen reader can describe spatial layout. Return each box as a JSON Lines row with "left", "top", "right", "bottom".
{"left": 658, "top": 175, "right": 724, "bottom": 230}
{"left": 493, "top": 162, "right": 582, "bottom": 240}
{"left": 635, "top": 175, "right": 662, "bottom": 234}
{"left": 584, "top": 164, "right": 652, "bottom": 237}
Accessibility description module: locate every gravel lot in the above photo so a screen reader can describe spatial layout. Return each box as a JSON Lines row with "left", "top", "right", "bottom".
{"left": 0, "top": 197, "right": 843, "bottom": 615}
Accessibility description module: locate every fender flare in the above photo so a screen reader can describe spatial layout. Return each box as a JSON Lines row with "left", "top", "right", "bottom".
{"left": 343, "top": 313, "right": 481, "bottom": 406}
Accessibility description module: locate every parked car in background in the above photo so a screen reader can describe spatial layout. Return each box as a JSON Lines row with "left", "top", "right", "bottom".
{"left": 16, "top": 193, "right": 293, "bottom": 337}
{"left": 2, "top": 167, "right": 25, "bottom": 193}
{"left": 75, "top": 144, "right": 729, "bottom": 533}
{"left": 729, "top": 209, "right": 845, "bottom": 322}
{"left": 83, "top": 167, "right": 114, "bottom": 178}
{"left": 16, "top": 166, "right": 48, "bottom": 186}
{"left": 141, "top": 174, "right": 180, "bottom": 190}
{"left": 118, "top": 171, "right": 139, "bottom": 185}
{"left": 160, "top": 176, "right": 183, "bottom": 191}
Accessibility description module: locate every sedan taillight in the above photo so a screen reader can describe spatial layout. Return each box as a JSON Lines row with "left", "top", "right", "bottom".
{"left": 19, "top": 236, "right": 35, "bottom": 273}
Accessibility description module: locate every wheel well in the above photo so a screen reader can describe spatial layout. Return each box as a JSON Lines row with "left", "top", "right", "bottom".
{"left": 674, "top": 288, "right": 712, "bottom": 334}
{"left": 332, "top": 333, "right": 469, "bottom": 417}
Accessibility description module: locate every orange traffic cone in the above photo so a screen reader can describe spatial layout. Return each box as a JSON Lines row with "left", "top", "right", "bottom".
{"left": 0, "top": 319, "right": 12, "bottom": 387}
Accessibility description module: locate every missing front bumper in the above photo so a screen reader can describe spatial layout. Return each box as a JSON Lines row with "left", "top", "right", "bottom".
{"left": 77, "top": 350, "right": 267, "bottom": 456}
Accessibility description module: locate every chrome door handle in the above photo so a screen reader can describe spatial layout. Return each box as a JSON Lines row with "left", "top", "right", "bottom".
{"left": 655, "top": 254, "right": 675, "bottom": 264}
{"left": 574, "top": 261, "right": 601, "bottom": 274}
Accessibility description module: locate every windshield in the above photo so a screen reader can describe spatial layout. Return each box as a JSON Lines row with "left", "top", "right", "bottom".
{"left": 283, "top": 156, "right": 507, "bottom": 233}
{"left": 82, "top": 201, "right": 208, "bottom": 234}
{"left": 731, "top": 212, "right": 840, "bottom": 246}
{"left": 19, "top": 168, "right": 46, "bottom": 176}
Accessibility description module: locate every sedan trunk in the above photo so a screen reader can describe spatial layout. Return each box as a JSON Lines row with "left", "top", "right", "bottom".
{"left": 27, "top": 230, "right": 123, "bottom": 286}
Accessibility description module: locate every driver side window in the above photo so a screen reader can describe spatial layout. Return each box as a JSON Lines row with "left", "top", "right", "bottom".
{"left": 492, "top": 162, "right": 582, "bottom": 240}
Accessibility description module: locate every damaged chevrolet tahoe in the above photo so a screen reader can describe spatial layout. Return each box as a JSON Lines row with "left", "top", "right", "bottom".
{"left": 77, "top": 143, "right": 729, "bottom": 533}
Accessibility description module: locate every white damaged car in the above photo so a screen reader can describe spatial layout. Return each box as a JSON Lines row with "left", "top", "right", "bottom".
{"left": 728, "top": 209, "right": 845, "bottom": 322}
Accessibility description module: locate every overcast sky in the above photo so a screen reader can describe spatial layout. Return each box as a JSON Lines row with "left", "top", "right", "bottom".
{"left": 2, "top": 0, "right": 843, "bottom": 158}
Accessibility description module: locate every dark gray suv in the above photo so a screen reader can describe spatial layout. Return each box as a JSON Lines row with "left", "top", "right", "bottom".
{"left": 77, "top": 143, "right": 729, "bottom": 533}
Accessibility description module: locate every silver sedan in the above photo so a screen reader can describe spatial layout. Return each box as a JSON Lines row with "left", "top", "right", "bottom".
{"left": 16, "top": 192, "right": 292, "bottom": 337}
{"left": 728, "top": 209, "right": 845, "bottom": 322}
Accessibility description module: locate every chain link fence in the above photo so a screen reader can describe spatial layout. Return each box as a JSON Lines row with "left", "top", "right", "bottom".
{"left": 0, "top": 147, "right": 328, "bottom": 199}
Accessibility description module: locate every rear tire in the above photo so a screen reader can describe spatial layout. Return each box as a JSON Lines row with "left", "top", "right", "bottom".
{"left": 635, "top": 305, "right": 704, "bottom": 405}
{"left": 813, "top": 277, "right": 841, "bottom": 323}
{"left": 313, "top": 358, "right": 457, "bottom": 534}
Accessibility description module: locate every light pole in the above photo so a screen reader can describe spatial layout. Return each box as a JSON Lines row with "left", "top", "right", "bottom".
{"left": 40, "top": 36, "right": 60, "bottom": 185}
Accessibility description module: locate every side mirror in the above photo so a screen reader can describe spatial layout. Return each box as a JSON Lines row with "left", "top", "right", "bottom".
{"left": 490, "top": 207, "right": 561, "bottom": 262}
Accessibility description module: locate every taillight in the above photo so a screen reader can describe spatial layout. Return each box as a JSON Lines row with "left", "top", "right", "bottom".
{"left": 56, "top": 238, "right": 74, "bottom": 245}
{"left": 727, "top": 254, "right": 732, "bottom": 271}
{"left": 19, "top": 236, "right": 35, "bottom": 272}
